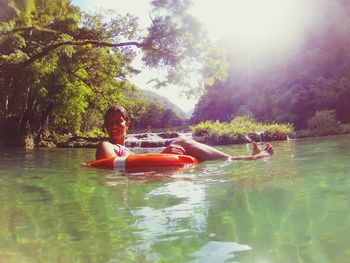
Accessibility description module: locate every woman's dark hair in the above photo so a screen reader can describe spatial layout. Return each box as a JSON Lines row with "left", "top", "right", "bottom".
{"left": 104, "top": 105, "right": 130, "bottom": 124}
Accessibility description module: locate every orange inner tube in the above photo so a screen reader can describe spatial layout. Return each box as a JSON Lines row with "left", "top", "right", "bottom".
{"left": 83, "top": 153, "right": 199, "bottom": 171}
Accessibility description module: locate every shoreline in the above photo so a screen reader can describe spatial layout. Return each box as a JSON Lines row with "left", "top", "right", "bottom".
{"left": 2, "top": 130, "right": 349, "bottom": 149}
{"left": 3, "top": 131, "right": 291, "bottom": 149}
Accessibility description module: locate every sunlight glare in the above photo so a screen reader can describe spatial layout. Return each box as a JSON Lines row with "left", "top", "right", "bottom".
{"left": 191, "top": 0, "right": 319, "bottom": 58}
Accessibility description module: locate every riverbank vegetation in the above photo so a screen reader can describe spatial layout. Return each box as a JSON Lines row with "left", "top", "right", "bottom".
{"left": 296, "top": 110, "right": 350, "bottom": 138}
{"left": 191, "top": 116, "right": 293, "bottom": 145}
{"left": 0, "top": 0, "right": 224, "bottom": 147}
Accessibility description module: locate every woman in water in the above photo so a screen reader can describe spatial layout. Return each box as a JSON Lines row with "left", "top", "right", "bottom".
{"left": 96, "top": 105, "right": 273, "bottom": 161}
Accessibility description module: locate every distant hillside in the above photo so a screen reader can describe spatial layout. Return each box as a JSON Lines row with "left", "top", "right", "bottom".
{"left": 186, "top": 108, "right": 194, "bottom": 119}
{"left": 140, "top": 89, "right": 187, "bottom": 119}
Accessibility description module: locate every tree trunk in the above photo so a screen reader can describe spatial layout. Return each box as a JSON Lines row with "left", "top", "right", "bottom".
{"left": 35, "top": 102, "right": 54, "bottom": 143}
{"left": 1, "top": 74, "right": 12, "bottom": 116}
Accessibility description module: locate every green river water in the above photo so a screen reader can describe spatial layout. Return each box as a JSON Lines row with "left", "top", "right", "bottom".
{"left": 0, "top": 135, "right": 349, "bottom": 263}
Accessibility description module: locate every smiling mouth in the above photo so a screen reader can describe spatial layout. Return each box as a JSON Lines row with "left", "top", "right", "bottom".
{"left": 110, "top": 130, "right": 123, "bottom": 136}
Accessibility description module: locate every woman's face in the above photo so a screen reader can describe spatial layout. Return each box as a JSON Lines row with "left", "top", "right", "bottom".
{"left": 104, "top": 112, "right": 128, "bottom": 143}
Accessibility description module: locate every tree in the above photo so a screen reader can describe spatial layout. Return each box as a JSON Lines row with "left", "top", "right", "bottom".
{"left": 0, "top": 0, "right": 223, "bottom": 145}
{"left": 307, "top": 110, "right": 340, "bottom": 135}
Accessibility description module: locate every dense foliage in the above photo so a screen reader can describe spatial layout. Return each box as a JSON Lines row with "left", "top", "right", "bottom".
{"left": 0, "top": 0, "right": 220, "bottom": 145}
{"left": 140, "top": 89, "right": 186, "bottom": 118}
{"left": 191, "top": 0, "right": 350, "bottom": 131}
{"left": 127, "top": 97, "right": 186, "bottom": 130}
{"left": 295, "top": 109, "right": 350, "bottom": 137}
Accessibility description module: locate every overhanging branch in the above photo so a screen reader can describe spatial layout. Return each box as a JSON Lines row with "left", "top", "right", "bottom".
{"left": 0, "top": 26, "right": 62, "bottom": 36}
{"left": 17, "top": 40, "right": 145, "bottom": 70}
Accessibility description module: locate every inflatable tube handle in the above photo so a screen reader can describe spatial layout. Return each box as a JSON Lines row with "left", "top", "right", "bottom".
{"left": 114, "top": 157, "right": 127, "bottom": 169}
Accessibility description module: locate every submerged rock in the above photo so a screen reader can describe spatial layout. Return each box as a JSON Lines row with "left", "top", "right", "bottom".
{"left": 158, "top": 132, "right": 180, "bottom": 139}
{"left": 37, "top": 140, "right": 57, "bottom": 148}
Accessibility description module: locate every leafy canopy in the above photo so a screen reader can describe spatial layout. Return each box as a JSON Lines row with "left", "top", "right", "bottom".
{"left": 0, "top": 0, "right": 225, "bottom": 138}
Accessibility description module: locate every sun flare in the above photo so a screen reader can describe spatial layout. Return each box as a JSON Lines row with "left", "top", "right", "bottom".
{"left": 191, "top": 0, "right": 319, "bottom": 58}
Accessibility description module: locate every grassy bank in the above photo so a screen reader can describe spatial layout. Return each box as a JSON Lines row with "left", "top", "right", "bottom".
{"left": 190, "top": 116, "right": 294, "bottom": 145}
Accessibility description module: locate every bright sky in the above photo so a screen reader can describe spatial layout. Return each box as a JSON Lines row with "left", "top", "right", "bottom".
{"left": 71, "top": 0, "right": 320, "bottom": 112}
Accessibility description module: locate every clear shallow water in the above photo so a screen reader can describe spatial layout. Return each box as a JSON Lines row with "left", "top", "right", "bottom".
{"left": 0, "top": 135, "right": 350, "bottom": 263}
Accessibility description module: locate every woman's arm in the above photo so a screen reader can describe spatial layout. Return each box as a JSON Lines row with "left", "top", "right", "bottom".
{"left": 96, "top": 141, "right": 118, "bottom": 160}
{"left": 96, "top": 141, "right": 135, "bottom": 160}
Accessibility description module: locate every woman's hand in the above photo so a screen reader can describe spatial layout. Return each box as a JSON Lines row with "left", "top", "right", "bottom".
{"left": 162, "top": 144, "right": 187, "bottom": 155}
